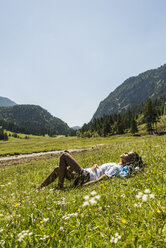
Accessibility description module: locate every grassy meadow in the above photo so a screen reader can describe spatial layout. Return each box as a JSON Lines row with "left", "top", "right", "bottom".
{"left": 0, "top": 135, "right": 166, "bottom": 247}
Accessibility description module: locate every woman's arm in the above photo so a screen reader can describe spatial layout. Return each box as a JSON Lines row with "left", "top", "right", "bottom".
{"left": 83, "top": 174, "right": 106, "bottom": 186}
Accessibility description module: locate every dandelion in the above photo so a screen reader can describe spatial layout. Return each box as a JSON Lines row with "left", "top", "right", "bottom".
{"left": 14, "top": 203, "right": 19, "bottom": 208}
{"left": 77, "top": 209, "right": 80, "bottom": 212}
{"left": 161, "top": 206, "right": 165, "bottom": 210}
{"left": 13, "top": 214, "right": 16, "bottom": 217}
{"left": 144, "top": 189, "right": 150, "bottom": 194}
{"left": 40, "top": 221, "right": 44, "bottom": 224}
{"left": 156, "top": 209, "right": 161, "bottom": 213}
{"left": 91, "top": 190, "right": 97, "bottom": 196}
{"left": 121, "top": 219, "right": 126, "bottom": 224}
{"left": 22, "top": 200, "right": 25, "bottom": 203}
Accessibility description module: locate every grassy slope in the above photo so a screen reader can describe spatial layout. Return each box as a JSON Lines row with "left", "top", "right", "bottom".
{"left": 0, "top": 135, "right": 166, "bottom": 247}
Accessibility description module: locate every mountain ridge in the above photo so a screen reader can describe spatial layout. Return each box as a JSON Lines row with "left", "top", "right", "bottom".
{"left": 0, "top": 96, "right": 16, "bottom": 107}
{"left": 93, "top": 64, "right": 166, "bottom": 119}
{"left": 0, "top": 104, "right": 74, "bottom": 136}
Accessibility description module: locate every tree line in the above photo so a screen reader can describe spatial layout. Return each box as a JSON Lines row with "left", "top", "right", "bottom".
{"left": 77, "top": 98, "right": 166, "bottom": 138}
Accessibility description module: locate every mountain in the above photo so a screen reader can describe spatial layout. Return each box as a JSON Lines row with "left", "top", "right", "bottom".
{"left": 0, "top": 96, "right": 16, "bottom": 107}
{"left": 93, "top": 64, "right": 166, "bottom": 119}
{"left": 0, "top": 104, "right": 73, "bottom": 136}
{"left": 71, "top": 126, "right": 81, "bottom": 130}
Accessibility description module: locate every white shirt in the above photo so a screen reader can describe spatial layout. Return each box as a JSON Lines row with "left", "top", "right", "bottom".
{"left": 84, "top": 163, "right": 122, "bottom": 181}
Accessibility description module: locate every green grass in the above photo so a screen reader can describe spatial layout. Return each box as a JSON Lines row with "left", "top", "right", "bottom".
{"left": 0, "top": 134, "right": 145, "bottom": 157}
{"left": 0, "top": 135, "right": 166, "bottom": 247}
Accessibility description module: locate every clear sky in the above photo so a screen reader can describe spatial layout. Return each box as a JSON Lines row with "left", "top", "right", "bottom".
{"left": 1, "top": 0, "right": 166, "bottom": 127}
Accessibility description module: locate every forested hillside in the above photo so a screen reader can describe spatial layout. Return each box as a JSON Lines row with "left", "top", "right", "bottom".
{"left": 93, "top": 64, "right": 166, "bottom": 119}
{"left": 0, "top": 105, "right": 75, "bottom": 136}
{"left": 78, "top": 97, "right": 166, "bottom": 137}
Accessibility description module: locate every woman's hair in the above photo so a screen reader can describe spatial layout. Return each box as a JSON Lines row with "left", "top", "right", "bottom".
{"left": 126, "top": 152, "right": 143, "bottom": 167}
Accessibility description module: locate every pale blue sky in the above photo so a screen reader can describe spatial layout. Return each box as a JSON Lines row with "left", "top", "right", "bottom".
{"left": 1, "top": 0, "right": 166, "bottom": 127}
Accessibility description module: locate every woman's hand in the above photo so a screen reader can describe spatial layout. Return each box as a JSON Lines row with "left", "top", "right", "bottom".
{"left": 91, "top": 164, "right": 99, "bottom": 172}
{"left": 83, "top": 174, "right": 106, "bottom": 186}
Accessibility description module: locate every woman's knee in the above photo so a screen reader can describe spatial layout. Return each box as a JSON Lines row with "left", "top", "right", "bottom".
{"left": 60, "top": 152, "right": 68, "bottom": 160}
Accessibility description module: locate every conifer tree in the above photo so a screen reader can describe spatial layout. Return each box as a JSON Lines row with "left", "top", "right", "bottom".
{"left": 130, "top": 118, "right": 138, "bottom": 135}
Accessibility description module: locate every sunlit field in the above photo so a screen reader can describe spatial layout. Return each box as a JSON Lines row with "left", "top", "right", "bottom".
{"left": 0, "top": 135, "right": 166, "bottom": 247}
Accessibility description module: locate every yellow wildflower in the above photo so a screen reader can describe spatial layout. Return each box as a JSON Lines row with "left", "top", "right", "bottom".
{"left": 14, "top": 203, "right": 19, "bottom": 208}
{"left": 77, "top": 209, "right": 80, "bottom": 212}
{"left": 40, "top": 221, "right": 44, "bottom": 224}
{"left": 161, "top": 206, "right": 165, "bottom": 210}
{"left": 121, "top": 219, "right": 126, "bottom": 224}
{"left": 22, "top": 200, "right": 25, "bottom": 203}
{"left": 156, "top": 209, "right": 161, "bottom": 213}
{"left": 13, "top": 214, "right": 16, "bottom": 217}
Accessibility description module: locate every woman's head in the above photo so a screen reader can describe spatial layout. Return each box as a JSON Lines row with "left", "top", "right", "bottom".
{"left": 120, "top": 152, "right": 141, "bottom": 165}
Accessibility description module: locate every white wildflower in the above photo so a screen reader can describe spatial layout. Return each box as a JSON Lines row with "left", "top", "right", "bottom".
{"left": 121, "top": 194, "right": 125, "bottom": 198}
{"left": 17, "top": 230, "right": 33, "bottom": 242}
{"left": 0, "top": 229, "right": 3, "bottom": 233}
{"left": 89, "top": 197, "right": 97, "bottom": 205}
{"left": 0, "top": 214, "right": 4, "bottom": 217}
{"left": 149, "top": 194, "right": 155, "bottom": 199}
{"left": 91, "top": 190, "right": 97, "bottom": 196}
{"left": 82, "top": 201, "right": 89, "bottom": 207}
{"left": 8, "top": 182, "right": 12, "bottom": 185}
{"left": 110, "top": 233, "right": 122, "bottom": 243}
{"left": 94, "top": 195, "right": 101, "bottom": 200}
{"left": 136, "top": 194, "right": 142, "bottom": 199}
{"left": 138, "top": 192, "right": 143, "bottom": 196}
{"left": 84, "top": 195, "right": 90, "bottom": 200}
{"left": 0, "top": 240, "right": 5, "bottom": 245}
{"left": 49, "top": 188, "right": 54, "bottom": 191}
{"left": 114, "top": 238, "right": 118, "bottom": 243}
{"left": 144, "top": 189, "right": 150, "bottom": 194}
{"left": 40, "top": 235, "right": 49, "bottom": 240}
{"left": 62, "top": 213, "right": 78, "bottom": 220}
{"left": 59, "top": 227, "right": 64, "bottom": 231}
{"left": 110, "top": 237, "right": 114, "bottom": 243}
{"left": 142, "top": 194, "right": 148, "bottom": 202}
{"left": 43, "top": 218, "right": 49, "bottom": 223}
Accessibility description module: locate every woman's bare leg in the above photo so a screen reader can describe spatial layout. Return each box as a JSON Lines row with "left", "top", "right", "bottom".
{"left": 37, "top": 167, "right": 59, "bottom": 189}
{"left": 58, "top": 152, "right": 84, "bottom": 188}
